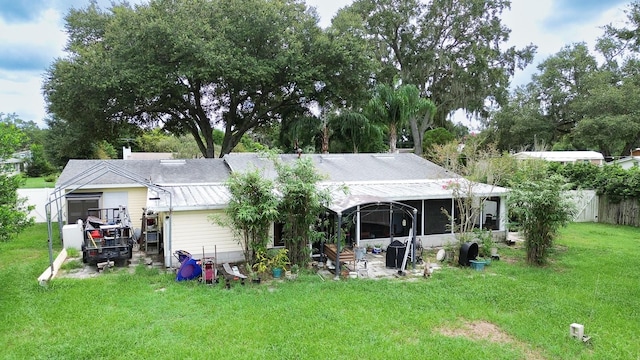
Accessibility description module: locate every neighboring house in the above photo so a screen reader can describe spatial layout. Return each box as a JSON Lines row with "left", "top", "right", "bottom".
{"left": 611, "top": 148, "right": 640, "bottom": 169}
{"left": 1, "top": 150, "right": 31, "bottom": 175}
{"left": 612, "top": 156, "right": 640, "bottom": 169}
{"left": 53, "top": 153, "right": 508, "bottom": 268}
{"left": 513, "top": 151, "right": 604, "bottom": 165}
{"left": 122, "top": 146, "right": 173, "bottom": 160}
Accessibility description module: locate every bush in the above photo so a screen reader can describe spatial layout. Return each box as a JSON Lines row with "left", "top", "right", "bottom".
{"left": 509, "top": 175, "right": 575, "bottom": 265}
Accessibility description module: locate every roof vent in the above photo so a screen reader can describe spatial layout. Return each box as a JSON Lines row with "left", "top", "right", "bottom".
{"left": 160, "top": 159, "right": 186, "bottom": 165}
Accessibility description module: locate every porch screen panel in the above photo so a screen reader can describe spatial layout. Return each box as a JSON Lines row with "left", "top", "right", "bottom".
{"left": 424, "top": 199, "right": 452, "bottom": 235}
{"left": 400, "top": 200, "right": 422, "bottom": 236}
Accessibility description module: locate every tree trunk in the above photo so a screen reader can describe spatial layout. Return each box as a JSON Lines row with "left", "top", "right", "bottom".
{"left": 389, "top": 123, "right": 398, "bottom": 153}
{"left": 322, "top": 123, "right": 329, "bottom": 154}
{"left": 410, "top": 117, "right": 422, "bottom": 156}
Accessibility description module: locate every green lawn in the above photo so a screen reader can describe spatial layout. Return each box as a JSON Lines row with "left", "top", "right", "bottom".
{"left": 19, "top": 176, "right": 56, "bottom": 188}
{"left": 1, "top": 223, "right": 639, "bottom": 359}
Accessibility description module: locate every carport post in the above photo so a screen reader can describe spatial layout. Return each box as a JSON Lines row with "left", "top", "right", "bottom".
{"left": 412, "top": 208, "right": 417, "bottom": 269}
{"left": 356, "top": 205, "right": 361, "bottom": 248}
{"left": 335, "top": 212, "right": 342, "bottom": 280}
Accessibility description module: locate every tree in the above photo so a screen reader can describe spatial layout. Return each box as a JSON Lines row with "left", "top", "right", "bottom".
{"left": 532, "top": 43, "right": 599, "bottom": 139}
{"left": 404, "top": 84, "right": 437, "bottom": 156}
{"left": 26, "top": 144, "right": 54, "bottom": 177}
{"left": 275, "top": 156, "right": 331, "bottom": 266}
{"left": 0, "top": 123, "right": 34, "bottom": 242}
{"left": 44, "top": 0, "right": 362, "bottom": 158}
{"left": 215, "top": 169, "right": 279, "bottom": 264}
{"left": 44, "top": 116, "right": 93, "bottom": 168}
{"left": 509, "top": 174, "right": 575, "bottom": 265}
{"left": 343, "top": 0, "right": 535, "bottom": 126}
{"left": 422, "top": 127, "right": 454, "bottom": 156}
{"left": 328, "top": 110, "right": 385, "bottom": 153}
{"left": 0, "top": 113, "right": 45, "bottom": 148}
{"left": 367, "top": 83, "right": 432, "bottom": 153}
{"left": 486, "top": 84, "right": 555, "bottom": 152}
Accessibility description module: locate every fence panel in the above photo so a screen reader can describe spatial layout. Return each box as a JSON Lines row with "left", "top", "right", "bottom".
{"left": 17, "top": 188, "right": 59, "bottom": 223}
{"left": 598, "top": 195, "right": 640, "bottom": 227}
{"left": 566, "top": 190, "right": 599, "bottom": 223}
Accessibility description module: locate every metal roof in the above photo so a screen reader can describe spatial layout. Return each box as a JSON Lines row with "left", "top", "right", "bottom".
{"left": 57, "top": 153, "right": 508, "bottom": 212}
{"left": 514, "top": 151, "right": 604, "bottom": 162}
{"left": 223, "top": 153, "right": 456, "bottom": 182}
{"left": 148, "top": 184, "right": 230, "bottom": 211}
{"left": 323, "top": 179, "right": 508, "bottom": 213}
{"left": 149, "top": 178, "right": 508, "bottom": 212}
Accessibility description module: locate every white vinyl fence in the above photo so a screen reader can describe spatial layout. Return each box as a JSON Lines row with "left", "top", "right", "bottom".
{"left": 17, "top": 188, "right": 60, "bottom": 223}
{"left": 565, "top": 190, "right": 598, "bottom": 223}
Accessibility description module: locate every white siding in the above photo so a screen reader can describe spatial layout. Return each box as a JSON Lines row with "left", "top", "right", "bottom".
{"left": 169, "top": 210, "right": 243, "bottom": 266}
{"left": 100, "top": 187, "right": 147, "bottom": 226}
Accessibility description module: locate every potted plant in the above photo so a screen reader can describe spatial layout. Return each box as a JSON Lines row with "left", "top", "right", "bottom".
{"left": 252, "top": 250, "right": 270, "bottom": 281}
{"left": 246, "top": 263, "right": 261, "bottom": 284}
{"left": 268, "top": 248, "right": 289, "bottom": 278}
{"left": 372, "top": 243, "right": 382, "bottom": 254}
{"left": 286, "top": 264, "right": 299, "bottom": 280}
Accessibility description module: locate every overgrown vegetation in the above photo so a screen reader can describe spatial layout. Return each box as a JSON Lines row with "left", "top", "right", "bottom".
{"left": 218, "top": 155, "right": 330, "bottom": 268}
{"left": 275, "top": 156, "right": 330, "bottom": 266}
{"left": 0, "top": 122, "right": 34, "bottom": 242}
{"left": 3, "top": 223, "right": 640, "bottom": 359}
{"left": 215, "top": 168, "right": 279, "bottom": 264}
{"left": 509, "top": 175, "right": 575, "bottom": 265}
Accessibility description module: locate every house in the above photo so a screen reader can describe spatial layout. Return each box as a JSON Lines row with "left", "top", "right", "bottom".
{"left": 1, "top": 150, "right": 31, "bottom": 175}
{"left": 513, "top": 151, "right": 604, "bottom": 165}
{"left": 122, "top": 146, "right": 173, "bottom": 160}
{"left": 52, "top": 153, "right": 508, "bottom": 268}
{"left": 611, "top": 148, "right": 640, "bottom": 170}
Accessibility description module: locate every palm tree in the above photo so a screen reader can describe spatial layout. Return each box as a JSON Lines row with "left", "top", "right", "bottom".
{"left": 366, "top": 83, "right": 436, "bottom": 153}
{"left": 403, "top": 85, "right": 437, "bottom": 156}
{"left": 329, "top": 110, "right": 383, "bottom": 153}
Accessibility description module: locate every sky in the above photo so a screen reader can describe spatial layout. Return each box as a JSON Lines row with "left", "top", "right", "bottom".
{"left": 0, "top": 0, "right": 632, "bottom": 128}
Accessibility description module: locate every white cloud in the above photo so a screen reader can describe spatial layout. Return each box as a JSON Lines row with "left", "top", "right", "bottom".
{"left": 0, "top": 8, "right": 66, "bottom": 124}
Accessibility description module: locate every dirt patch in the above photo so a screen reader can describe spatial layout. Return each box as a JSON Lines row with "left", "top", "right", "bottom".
{"left": 437, "top": 320, "right": 546, "bottom": 360}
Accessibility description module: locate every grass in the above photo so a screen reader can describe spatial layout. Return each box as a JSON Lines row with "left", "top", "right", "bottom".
{"left": 19, "top": 176, "right": 55, "bottom": 189}
{"left": 1, "top": 223, "right": 639, "bottom": 359}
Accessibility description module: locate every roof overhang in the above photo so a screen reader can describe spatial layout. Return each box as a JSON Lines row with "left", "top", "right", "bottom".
{"left": 322, "top": 178, "right": 508, "bottom": 213}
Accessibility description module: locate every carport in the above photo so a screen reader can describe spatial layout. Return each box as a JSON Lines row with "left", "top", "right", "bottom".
{"left": 42, "top": 161, "right": 173, "bottom": 283}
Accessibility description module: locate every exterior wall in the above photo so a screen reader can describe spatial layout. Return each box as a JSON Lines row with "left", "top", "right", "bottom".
{"left": 108, "top": 187, "right": 147, "bottom": 226}
{"left": 167, "top": 209, "right": 243, "bottom": 267}
{"left": 358, "top": 230, "right": 507, "bottom": 250}
{"left": 615, "top": 158, "right": 640, "bottom": 170}
{"left": 59, "top": 186, "right": 147, "bottom": 224}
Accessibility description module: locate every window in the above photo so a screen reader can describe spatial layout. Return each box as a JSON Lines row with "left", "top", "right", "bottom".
{"left": 273, "top": 222, "right": 285, "bottom": 247}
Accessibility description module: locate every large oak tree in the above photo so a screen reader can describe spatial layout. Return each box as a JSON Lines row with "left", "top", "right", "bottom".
{"left": 44, "top": 0, "right": 358, "bottom": 158}
{"left": 338, "top": 0, "right": 535, "bottom": 152}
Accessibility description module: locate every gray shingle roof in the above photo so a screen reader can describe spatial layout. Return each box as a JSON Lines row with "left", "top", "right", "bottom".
{"left": 57, "top": 159, "right": 230, "bottom": 187}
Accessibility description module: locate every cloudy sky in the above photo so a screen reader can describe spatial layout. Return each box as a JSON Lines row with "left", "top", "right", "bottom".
{"left": 0, "top": 0, "right": 631, "bottom": 128}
